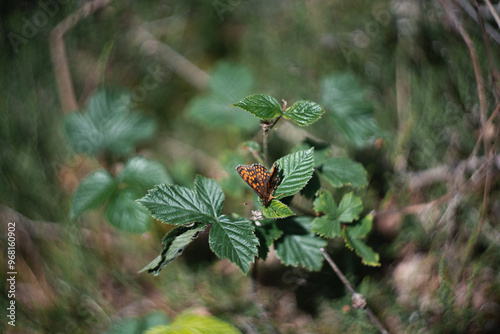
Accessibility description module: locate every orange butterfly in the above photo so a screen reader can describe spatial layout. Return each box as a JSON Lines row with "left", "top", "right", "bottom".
{"left": 236, "top": 163, "right": 280, "bottom": 207}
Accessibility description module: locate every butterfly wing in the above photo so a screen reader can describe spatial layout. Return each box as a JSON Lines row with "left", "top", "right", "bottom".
{"left": 263, "top": 163, "right": 280, "bottom": 206}
{"left": 236, "top": 164, "right": 267, "bottom": 200}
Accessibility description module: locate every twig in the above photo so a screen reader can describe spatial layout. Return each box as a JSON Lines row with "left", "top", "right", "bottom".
{"left": 49, "top": 0, "right": 112, "bottom": 113}
{"left": 439, "top": 0, "right": 489, "bottom": 154}
{"left": 407, "top": 154, "right": 500, "bottom": 191}
{"left": 320, "top": 249, "right": 390, "bottom": 334}
{"left": 455, "top": 0, "right": 500, "bottom": 45}
{"left": 129, "top": 27, "right": 209, "bottom": 91}
{"left": 485, "top": 0, "right": 500, "bottom": 29}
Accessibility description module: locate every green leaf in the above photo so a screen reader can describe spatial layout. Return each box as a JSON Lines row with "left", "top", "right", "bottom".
{"left": 262, "top": 199, "right": 294, "bottom": 219}
{"left": 70, "top": 169, "right": 116, "bottom": 219}
{"left": 312, "top": 191, "right": 362, "bottom": 238}
{"left": 140, "top": 223, "right": 207, "bottom": 275}
{"left": 233, "top": 94, "right": 282, "bottom": 120}
{"left": 275, "top": 147, "right": 315, "bottom": 197}
{"left": 194, "top": 176, "right": 225, "bottom": 218}
{"left": 137, "top": 176, "right": 224, "bottom": 225}
{"left": 106, "top": 189, "right": 151, "bottom": 233}
{"left": 321, "top": 73, "right": 383, "bottom": 147}
{"left": 320, "top": 157, "right": 367, "bottom": 188}
{"left": 311, "top": 215, "right": 342, "bottom": 238}
{"left": 255, "top": 220, "right": 283, "bottom": 260}
{"left": 209, "top": 215, "right": 259, "bottom": 274}
{"left": 186, "top": 62, "right": 257, "bottom": 130}
{"left": 283, "top": 100, "right": 324, "bottom": 126}
{"left": 275, "top": 234, "right": 326, "bottom": 271}
{"left": 312, "top": 189, "right": 337, "bottom": 215}
{"left": 145, "top": 311, "right": 241, "bottom": 334}
{"left": 119, "top": 156, "right": 172, "bottom": 190}
{"left": 337, "top": 192, "right": 363, "bottom": 223}
{"left": 64, "top": 88, "right": 156, "bottom": 156}
{"left": 347, "top": 214, "right": 373, "bottom": 239}
{"left": 343, "top": 230, "right": 380, "bottom": 267}
{"left": 275, "top": 217, "right": 327, "bottom": 271}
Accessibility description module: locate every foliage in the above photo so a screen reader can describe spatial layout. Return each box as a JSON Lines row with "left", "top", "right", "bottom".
{"left": 64, "top": 88, "right": 156, "bottom": 155}
{"left": 139, "top": 91, "right": 380, "bottom": 274}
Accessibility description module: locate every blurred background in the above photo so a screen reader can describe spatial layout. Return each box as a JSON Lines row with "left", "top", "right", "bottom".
{"left": 1, "top": 0, "right": 500, "bottom": 333}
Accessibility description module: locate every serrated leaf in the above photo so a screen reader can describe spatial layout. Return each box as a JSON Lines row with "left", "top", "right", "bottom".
{"left": 346, "top": 214, "right": 373, "bottom": 239}
{"left": 64, "top": 88, "right": 156, "bottom": 156}
{"left": 313, "top": 190, "right": 337, "bottom": 215}
{"left": 275, "top": 148, "right": 315, "bottom": 197}
{"left": 343, "top": 230, "right": 380, "bottom": 267}
{"left": 70, "top": 169, "right": 116, "bottom": 218}
{"left": 321, "top": 73, "right": 383, "bottom": 147}
{"left": 106, "top": 189, "right": 151, "bottom": 233}
{"left": 195, "top": 176, "right": 224, "bottom": 218}
{"left": 274, "top": 217, "right": 327, "bottom": 271}
{"left": 275, "top": 234, "right": 327, "bottom": 271}
{"left": 262, "top": 199, "right": 294, "bottom": 218}
{"left": 140, "top": 223, "right": 207, "bottom": 275}
{"left": 337, "top": 192, "right": 363, "bottom": 223}
{"left": 145, "top": 311, "right": 241, "bottom": 334}
{"left": 209, "top": 215, "right": 258, "bottom": 274}
{"left": 312, "top": 191, "right": 341, "bottom": 238}
{"left": 283, "top": 100, "right": 324, "bottom": 126}
{"left": 137, "top": 176, "right": 223, "bottom": 225}
{"left": 320, "top": 157, "right": 367, "bottom": 188}
{"left": 233, "top": 94, "right": 282, "bottom": 120}
{"left": 312, "top": 215, "right": 342, "bottom": 238}
{"left": 119, "top": 156, "right": 172, "bottom": 190}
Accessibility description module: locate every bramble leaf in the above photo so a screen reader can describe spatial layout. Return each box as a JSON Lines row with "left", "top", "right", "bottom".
{"left": 209, "top": 215, "right": 259, "bottom": 274}
{"left": 140, "top": 223, "right": 207, "bottom": 275}
{"left": 319, "top": 157, "right": 367, "bottom": 188}
{"left": 233, "top": 94, "right": 282, "bottom": 120}
{"left": 283, "top": 100, "right": 324, "bottom": 126}
{"left": 275, "top": 148, "right": 315, "bottom": 197}
{"left": 70, "top": 169, "right": 116, "bottom": 219}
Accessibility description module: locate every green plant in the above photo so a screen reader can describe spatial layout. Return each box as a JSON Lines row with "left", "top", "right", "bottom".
{"left": 139, "top": 86, "right": 381, "bottom": 275}
{"left": 65, "top": 88, "right": 171, "bottom": 233}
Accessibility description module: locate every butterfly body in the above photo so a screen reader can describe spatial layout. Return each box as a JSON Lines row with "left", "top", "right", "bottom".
{"left": 236, "top": 163, "right": 280, "bottom": 207}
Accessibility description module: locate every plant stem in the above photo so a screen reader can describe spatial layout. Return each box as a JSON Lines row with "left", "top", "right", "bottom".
{"left": 321, "top": 248, "right": 390, "bottom": 334}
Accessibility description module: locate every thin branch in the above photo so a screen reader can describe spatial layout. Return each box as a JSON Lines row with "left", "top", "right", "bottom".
{"left": 129, "top": 27, "right": 209, "bottom": 91}
{"left": 49, "top": 0, "right": 112, "bottom": 113}
{"left": 439, "top": 0, "right": 489, "bottom": 154}
{"left": 455, "top": 0, "right": 500, "bottom": 45}
{"left": 321, "top": 249, "right": 390, "bottom": 334}
{"left": 485, "top": 0, "right": 500, "bottom": 29}
{"left": 406, "top": 154, "right": 500, "bottom": 191}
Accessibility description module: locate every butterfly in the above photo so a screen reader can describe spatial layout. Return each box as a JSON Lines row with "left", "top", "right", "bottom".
{"left": 236, "top": 163, "right": 280, "bottom": 207}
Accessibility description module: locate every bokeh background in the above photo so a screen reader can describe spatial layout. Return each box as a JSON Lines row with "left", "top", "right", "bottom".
{"left": 1, "top": 0, "right": 500, "bottom": 333}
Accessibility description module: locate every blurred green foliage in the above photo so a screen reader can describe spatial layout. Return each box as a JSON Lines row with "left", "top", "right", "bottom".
{"left": 1, "top": 0, "right": 500, "bottom": 333}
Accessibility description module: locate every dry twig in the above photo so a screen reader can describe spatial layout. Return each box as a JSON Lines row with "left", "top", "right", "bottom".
{"left": 321, "top": 248, "right": 390, "bottom": 334}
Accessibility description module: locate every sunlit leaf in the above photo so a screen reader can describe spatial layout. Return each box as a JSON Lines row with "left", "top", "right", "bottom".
{"left": 145, "top": 311, "right": 241, "bottom": 334}
{"left": 275, "top": 147, "right": 315, "bottom": 197}
{"left": 209, "top": 215, "right": 259, "bottom": 274}
{"left": 283, "top": 100, "right": 324, "bottom": 126}
{"left": 233, "top": 94, "right": 282, "bottom": 120}
{"left": 262, "top": 199, "right": 294, "bottom": 218}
